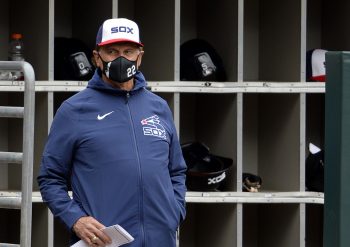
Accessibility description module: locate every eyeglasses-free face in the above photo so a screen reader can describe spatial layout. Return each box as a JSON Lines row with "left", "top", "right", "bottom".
{"left": 98, "top": 42, "right": 142, "bottom": 62}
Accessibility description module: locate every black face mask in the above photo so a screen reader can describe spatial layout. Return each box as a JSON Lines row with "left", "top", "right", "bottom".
{"left": 100, "top": 55, "right": 138, "bottom": 83}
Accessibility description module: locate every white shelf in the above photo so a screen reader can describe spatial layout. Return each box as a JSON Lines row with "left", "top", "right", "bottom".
{"left": 151, "top": 81, "right": 325, "bottom": 93}
{"left": 0, "top": 191, "right": 324, "bottom": 205}
{"left": 0, "top": 80, "right": 326, "bottom": 93}
{"left": 186, "top": 191, "right": 324, "bottom": 204}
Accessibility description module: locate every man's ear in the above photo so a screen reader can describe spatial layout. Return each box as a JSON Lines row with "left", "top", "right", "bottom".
{"left": 137, "top": 50, "right": 144, "bottom": 68}
{"left": 92, "top": 50, "right": 101, "bottom": 68}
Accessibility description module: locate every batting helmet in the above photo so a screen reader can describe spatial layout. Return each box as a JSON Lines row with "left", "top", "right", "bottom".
{"left": 181, "top": 142, "right": 233, "bottom": 191}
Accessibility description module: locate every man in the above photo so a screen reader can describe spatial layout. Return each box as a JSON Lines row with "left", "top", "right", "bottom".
{"left": 38, "top": 18, "right": 187, "bottom": 247}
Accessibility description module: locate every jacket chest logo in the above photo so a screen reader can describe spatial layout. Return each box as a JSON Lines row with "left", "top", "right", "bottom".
{"left": 141, "top": 115, "right": 166, "bottom": 140}
{"left": 97, "top": 111, "right": 114, "bottom": 120}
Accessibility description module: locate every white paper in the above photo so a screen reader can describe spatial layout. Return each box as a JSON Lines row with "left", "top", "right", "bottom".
{"left": 71, "top": 224, "right": 134, "bottom": 247}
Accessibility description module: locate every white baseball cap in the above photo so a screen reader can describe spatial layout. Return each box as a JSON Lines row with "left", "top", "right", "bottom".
{"left": 96, "top": 18, "right": 143, "bottom": 47}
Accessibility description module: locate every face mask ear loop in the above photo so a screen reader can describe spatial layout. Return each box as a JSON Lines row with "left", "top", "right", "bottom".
{"left": 98, "top": 53, "right": 110, "bottom": 77}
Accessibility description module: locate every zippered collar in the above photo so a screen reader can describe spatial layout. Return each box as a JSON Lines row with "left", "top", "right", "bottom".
{"left": 87, "top": 69, "right": 147, "bottom": 94}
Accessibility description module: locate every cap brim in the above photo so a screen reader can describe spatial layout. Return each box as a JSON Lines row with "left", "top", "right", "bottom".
{"left": 310, "top": 75, "right": 326, "bottom": 82}
{"left": 98, "top": 38, "right": 143, "bottom": 47}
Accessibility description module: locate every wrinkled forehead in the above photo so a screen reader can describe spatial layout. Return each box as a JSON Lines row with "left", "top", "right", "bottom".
{"left": 98, "top": 42, "right": 141, "bottom": 51}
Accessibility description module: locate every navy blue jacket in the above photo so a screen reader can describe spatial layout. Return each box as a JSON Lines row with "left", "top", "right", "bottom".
{"left": 38, "top": 70, "right": 187, "bottom": 246}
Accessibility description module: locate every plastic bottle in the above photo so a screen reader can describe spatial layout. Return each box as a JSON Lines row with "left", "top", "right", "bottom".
{"left": 9, "top": 33, "right": 25, "bottom": 61}
{"left": 8, "top": 33, "right": 25, "bottom": 80}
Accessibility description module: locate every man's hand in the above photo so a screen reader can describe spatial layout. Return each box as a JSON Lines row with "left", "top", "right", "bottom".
{"left": 73, "top": 216, "right": 112, "bottom": 246}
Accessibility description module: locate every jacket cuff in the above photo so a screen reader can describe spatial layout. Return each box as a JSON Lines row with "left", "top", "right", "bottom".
{"left": 60, "top": 204, "right": 88, "bottom": 231}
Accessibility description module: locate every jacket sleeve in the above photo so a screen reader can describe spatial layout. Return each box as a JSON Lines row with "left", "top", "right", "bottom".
{"left": 167, "top": 112, "right": 187, "bottom": 223}
{"left": 37, "top": 102, "right": 87, "bottom": 230}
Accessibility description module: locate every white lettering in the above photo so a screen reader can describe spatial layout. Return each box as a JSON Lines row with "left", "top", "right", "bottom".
{"left": 143, "top": 127, "right": 166, "bottom": 139}
{"left": 208, "top": 172, "right": 226, "bottom": 185}
{"left": 127, "top": 65, "right": 136, "bottom": 77}
{"left": 78, "top": 62, "right": 85, "bottom": 70}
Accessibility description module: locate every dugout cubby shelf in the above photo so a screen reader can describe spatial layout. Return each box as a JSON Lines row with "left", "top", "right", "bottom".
{"left": 2, "top": 0, "right": 348, "bottom": 246}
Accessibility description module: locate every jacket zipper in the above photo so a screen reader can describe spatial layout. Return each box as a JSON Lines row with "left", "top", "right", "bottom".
{"left": 126, "top": 92, "right": 146, "bottom": 246}
{"left": 125, "top": 92, "right": 130, "bottom": 103}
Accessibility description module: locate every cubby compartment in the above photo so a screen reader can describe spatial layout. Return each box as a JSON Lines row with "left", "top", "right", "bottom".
{"left": 54, "top": 0, "right": 112, "bottom": 81}
{"left": 244, "top": 0, "right": 302, "bottom": 81}
{"left": 243, "top": 204, "right": 301, "bottom": 247}
{"left": 0, "top": 92, "right": 9, "bottom": 190}
{"left": 0, "top": 92, "right": 23, "bottom": 191}
{"left": 306, "top": 204, "right": 323, "bottom": 247}
{"left": 31, "top": 203, "right": 52, "bottom": 247}
{"left": 0, "top": 208, "right": 20, "bottom": 244}
{"left": 180, "top": 203, "right": 237, "bottom": 247}
{"left": 305, "top": 93, "right": 324, "bottom": 193}
{"left": 306, "top": 94, "right": 325, "bottom": 152}
{"left": 0, "top": 1, "right": 10, "bottom": 60}
{"left": 180, "top": 93, "right": 237, "bottom": 191}
{"left": 54, "top": 218, "right": 70, "bottom": 247}
{"left": 119, "top": 0, "right": 176, "bottom": 81}
{"left": 54, "top": 0, "right": 113, "bottom": 49}
{"left": 180, "top": 0, "right": 238, "bottom": 81}
{"left": 321, "top": 0, "right": 350, "bottom": 51}
{"left": 307, "top": 0, "right": 350, "bottom": 81}
{"left": 0, "top": 204, "right": 49, "bottom": 247}
{"left": 180, "top": 93, "right": 237, "bottom": 153}
{"left": 243, "top": 93, "right": 301, "bottom": 191}
{"left": 0, "top": 0, "right": 49, "bottom": 79}
{"left": 307, "top": 0, "right": 324, "bottom": 51}
{"left": 33, "top": 92, "right": 50, "bottom": 190}
{"left": 55, "top": 0, "right": 112, "bottom": 51}
{"left": 0, "top": 92, "right": 48, "bottom": 191}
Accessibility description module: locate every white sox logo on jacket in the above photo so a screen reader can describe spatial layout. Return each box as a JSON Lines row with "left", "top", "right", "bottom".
{"left": 141, "top": 115, "right": 167, "bottom": 140}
